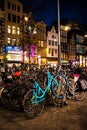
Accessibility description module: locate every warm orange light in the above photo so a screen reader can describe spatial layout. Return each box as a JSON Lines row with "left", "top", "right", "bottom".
{"left": 65, "top": 26, "right": 71, "bottom": 31}
{"left": 24, "top": 16, "right": 28, "bottom": 21}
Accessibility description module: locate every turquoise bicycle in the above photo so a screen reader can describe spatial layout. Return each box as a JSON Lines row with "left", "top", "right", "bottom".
{"left": 23, "top": 69, "right": 68, "bottom": 119}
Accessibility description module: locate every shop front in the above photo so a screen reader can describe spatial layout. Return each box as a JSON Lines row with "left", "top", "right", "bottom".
{"left": 5, "top": 45, "right": 23, "bottom": 67}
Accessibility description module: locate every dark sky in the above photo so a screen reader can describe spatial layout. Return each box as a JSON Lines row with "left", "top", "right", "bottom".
{"left": 20, "top": 0, "right": 87, "bottom": 25}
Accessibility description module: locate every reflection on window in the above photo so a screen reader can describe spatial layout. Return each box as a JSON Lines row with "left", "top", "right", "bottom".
{"left": 76, "top": 35, "right": 84, "bottom": 43}
{"left": 7, "top": 25, "right": 11, "bottom": 33}
{"left": 12, "top": 26, "right": 16, "bottom": 34}
{"left": 76, "top": 44, "right": 86, "bottom": 54}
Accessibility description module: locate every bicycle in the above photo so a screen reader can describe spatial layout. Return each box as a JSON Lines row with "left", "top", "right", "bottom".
{"left": 72, "top": 73, "right": 87, "bottom": 101}
{"left": 22, "top": 68, "right": 68, "bottom": 119}
{"left": 62, "top": 68, "right": 87, "bottom": 101}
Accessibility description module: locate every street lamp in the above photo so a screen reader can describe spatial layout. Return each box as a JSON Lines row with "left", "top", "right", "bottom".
{"left": 22, "top": 16, "right": 28, "bottom": 67}
{"left": 57, "top": 0, "right": 61, "bottom": 67}
{"left": 23, "top": 14, "right": 37, "bottom": 70}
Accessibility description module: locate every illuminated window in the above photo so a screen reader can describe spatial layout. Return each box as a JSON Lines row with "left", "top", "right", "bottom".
{"left": 7, "top": 37, "right": 11, "bottom": 44}
{"left": 49, "top": 48, "right": 51, "bottom": 54}
{"left": 17, "top": 39, "right": 20, "bottom": 45}
{"left": 17, "top": 27, "right": 20, "bottom": 35}
{"left": 12, "top": 26, "right": 16, "bottom": 34}
{"left": 7, "top": 25, "right": 11, "bottom": 33}
{"left": 76, "top": 35, "right": 84, "bottom": 43}
{"left": 41, "top": 41, "right": 43, "bottom": 47}
{"left": 38, "top": 40, "right": 43, "bottom": 47}
{"left": 12, "top": 39, "right": 16, "bottom": 45}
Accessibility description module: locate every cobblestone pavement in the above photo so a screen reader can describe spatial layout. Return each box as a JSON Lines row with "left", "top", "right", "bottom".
{"left": 0, "top": 95, "right": 87, "bottom": 130}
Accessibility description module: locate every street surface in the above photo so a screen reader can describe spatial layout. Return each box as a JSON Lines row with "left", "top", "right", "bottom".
{"left": 0, "top": 95, "right": 87, "bottom": 130}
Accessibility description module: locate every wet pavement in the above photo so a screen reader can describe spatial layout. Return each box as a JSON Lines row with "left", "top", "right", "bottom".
{"left": 0, "top": 95, "right": 87, "bottom": 130}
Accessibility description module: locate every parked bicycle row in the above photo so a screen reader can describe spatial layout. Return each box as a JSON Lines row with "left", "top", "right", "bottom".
{"left": 0, "top": 65, "right": 87, "bottom": 119}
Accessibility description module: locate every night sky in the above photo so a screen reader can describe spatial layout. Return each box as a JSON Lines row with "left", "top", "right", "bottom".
{"left": 20, "top": 0, "right": 87, "bottom": 26}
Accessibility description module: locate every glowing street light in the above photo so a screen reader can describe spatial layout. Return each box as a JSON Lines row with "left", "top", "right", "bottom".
{"left": 24, "top": 16, "right": 28, "bottom": 21}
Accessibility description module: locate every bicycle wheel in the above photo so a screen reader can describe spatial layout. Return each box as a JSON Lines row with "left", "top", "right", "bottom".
{"left": 74, "top": 81, "right": 86, "bottom": 101}
{"left": 1, "top": 84, "right": 13, "bottom": 108}
{"left": 23, "top": 90, "right": 44, "bottom": 119}
{"left": 52, "top": 95, "right": 65, "bottom": 107}
{"left": 9, "top": 86, "right": 28, "bottom": 112}
{"left": 68, "top": 78, "right": 75, "bottom": 95}
{"left": 52, "top": 73, "right": 68, "bottom": 106}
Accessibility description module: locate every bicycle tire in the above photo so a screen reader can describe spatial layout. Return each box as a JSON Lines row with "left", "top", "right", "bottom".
{"left": 1, "top": 84, "right": 13, "bottom": 108}
{"left": 74, "top": 81, "right": 86, "bottom": 101}
{"left": 23, "top": 90, "right": 44, "bottom": 119}
{"left": 9, "top": 86, "right": 28, "bottom": 112}
{"left": 68, "top": 78, "right": 75, "bottom": 95}
{"left": 52, "top": 73, "right": 68, "bottom": 106}
{"left": 52, "top": 96, "right": 64, "bottom": 107}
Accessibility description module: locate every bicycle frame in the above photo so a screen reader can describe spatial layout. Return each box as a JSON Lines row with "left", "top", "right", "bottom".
{"left": 32, "top": 71, "right": 61, "bottom": 104}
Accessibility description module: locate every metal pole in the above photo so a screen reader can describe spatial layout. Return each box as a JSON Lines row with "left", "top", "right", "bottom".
{"left": 57, "top": 0, "right": 61, "bottom": 67}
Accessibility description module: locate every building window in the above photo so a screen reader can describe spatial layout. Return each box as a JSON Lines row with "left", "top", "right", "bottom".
{"left": 12, "top": 14, "right": 16, "bottom": 23}
{"left": 52, "top": 49, "right": 54, "bottom": 56}
{"left": 8, "top": 38, "right": 11, "bottom": 44}
{"left": 7, "top": 25, "right": 11, "bottom": 33}
{"left": 41, "top": 41, "right": 43, "bottom": 47}
{"left": 55, "top": 41, "right": 57, "bottom": 46}
{"left": 76, "top": 35, "right": 84, "bottom": 43}
{"left": 14, "top": 4, "right": 16, "bottom": 11}
{"left": 12, "top": 4, "right": 14, "bottom": 10}
{"left": 49, "top": 48, "right": 51, "bottom": 54}
{"left": 8, "top": 13, "right": 11, "bottom": 21}
{"left": 52, "top": 35, "right": 54, "bottom": 38}
{"left": 52, "top": 41, "right": 54, "bottom": 46}
{"left": 48, "top": 40, "right": 51, "bottom": 45}
{"left": 17, "top": 6, "right": 20, "bottom": 12}
{"left": 17, "top": 27, "right": 20, "bottom": 35}
{"left": 12, "top": 39, "right": 16, "bottom": 45}
{"left": 12, "top": 26, "right": 16, "bottom": 34}
{"left": 17, "top": 39, "right": 20, "bottom": 45}
{"left": 8, "top": 2, "right": 11, "bottom": 9}
{"left": 55, "top": 49, "right": 57, "bottom": 54}
{"left": 17, "top": 16, "right": 20, "bottom": 23}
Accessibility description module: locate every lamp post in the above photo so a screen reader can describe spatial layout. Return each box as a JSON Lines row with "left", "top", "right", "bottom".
{"left": 57, "top": 0, "right": 61, "bottom": 67}
{"left": 23, "top": 14, "right": 37, "bottom": 70}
